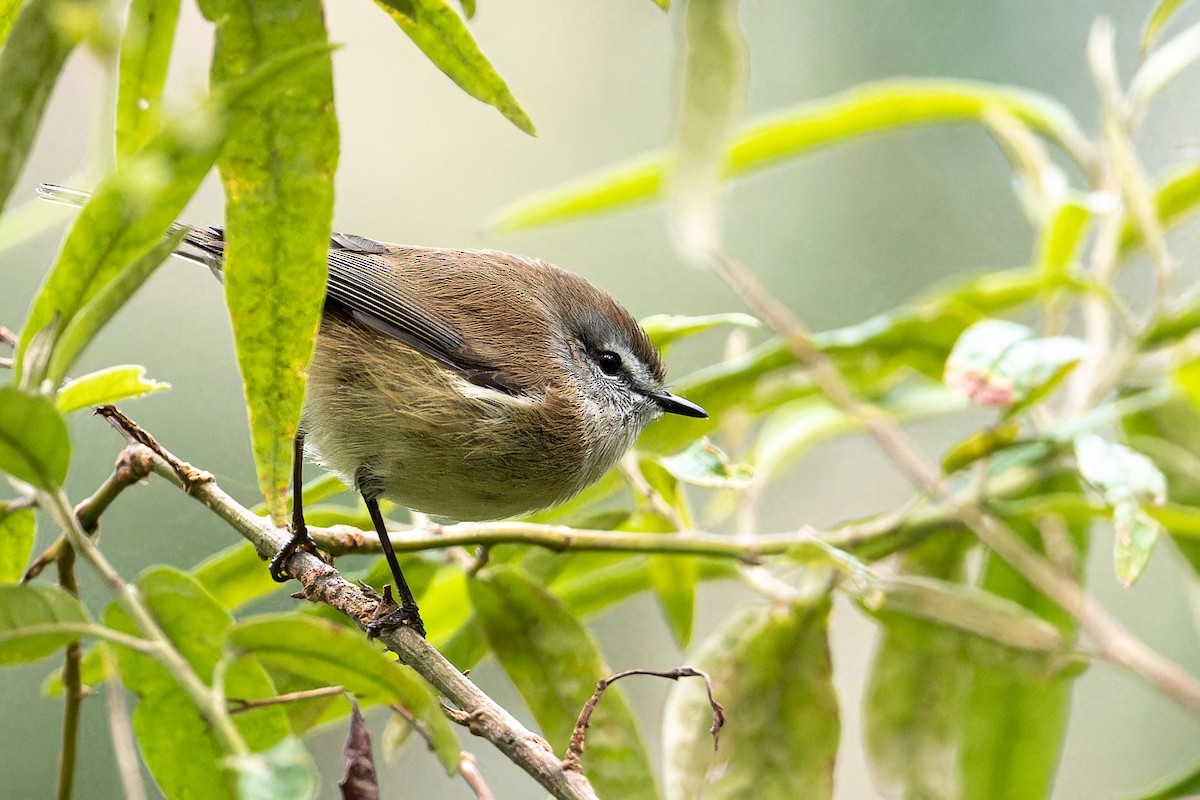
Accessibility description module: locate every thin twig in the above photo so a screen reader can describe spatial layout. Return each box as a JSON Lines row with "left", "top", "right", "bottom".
{"left": 392, "top": 701, "right": 497, "bottom": 799}
{"left": 563, "top": 667, "right": 724, "bottom": 773}
{"left": 75, "top": 445, "right": 157, "bottom": 534}
{"left": 228, "top": 685, "right": 344, "bottom": 714}
{"left": 95, "top": 413, "right": 599, "bottom": 800}
{"left": 101, "top": 647, "right": 147, "bottom": 800}
{"left": 696, "top": 245, "right": 1200, "bottom": 715}
{"left": 55, "top": 543, "right": 82, "bottom": 800}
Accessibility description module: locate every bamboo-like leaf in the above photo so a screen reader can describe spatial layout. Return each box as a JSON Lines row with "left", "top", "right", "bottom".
{"left": 197, "top": 0, "right": 338, "bottom": 522}
{"left": 1132, "top": 19, "right": 1200, "bottom": 108}
{"left": 1142, "top": 0, "right": 1194, "bottom": 54}
{"left": 17, "top": 110, "right": 225, "bottom": 385}
{"left": 374, "top": 0, "right": 534, "bottom": 135}
{"left": 0, "top": 504, "right": 34, "bottom": 583}
{"left": 0, "top": 0, "right": 96, "bottom": 215}
{"left": 469, "top": 566, "right": 660, "bottom": 799}
{"left": 0, "top": 584, "right": 88, "bottom": 664}
{"left": 1120, "top": 160, "right": 1200, "bottom": 266}
{"left": 662, "top": 599, "right": 839, "bottom": 800}
{"left": 491, "top": 80, "right": 1092, "bottom": 230}
{"left": 116, "top": 0, "right": 182, "bottom": 160}
{"left": 0, "top": 0, "right": 23, "bottom": 47}
{"left": 0, "top": 386, "right": 70, "bottom": 490}
{"left": 228, "top": 614, "right": 460, "bottom": 774}
{"left": 104, "top": 567, "right": 291, "bottom": 800}
{"left": 1035, "top": 197, "right": 1091, "bottom": 280}
{"left": 639, "top": 312, "right": 759, "bottom": 349}
{"left": 55, "top": 365, "right": 169, "bottom": 413}
{"left": 46, "top": 228, "right": 185, "bottom": 386}
{"left": 670, "top": 0, "right": 747, "bottom": 260}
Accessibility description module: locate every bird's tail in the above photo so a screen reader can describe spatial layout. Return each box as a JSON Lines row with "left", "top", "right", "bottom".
{"left": 36, "top": 183, "right": 228, "bottom": 278}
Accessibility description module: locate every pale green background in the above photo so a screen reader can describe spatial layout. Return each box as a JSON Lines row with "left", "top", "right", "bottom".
{"left": 2, "top": 1, "right": 1200, "bottom": 798}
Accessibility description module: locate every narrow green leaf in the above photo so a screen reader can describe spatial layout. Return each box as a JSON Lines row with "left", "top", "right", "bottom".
{"left": 228, "top": 614, "right": 460, "bottom": 774}
{"left": 198, "top": 0, "right": 338, "bottom": 522}
{"left": 491, "top": 79, "right": 1091, "bottom": 230}
{"left": 17, "top": 108, "right": 225, "bottom": 384}
{"left": 945, "top": 320, "right": 1087, "bottom": 411}
{"left": 1142, "top": 0, "right": 1193, "bottom": 53}
{"left": 1123, "top": 757, "right": 1200, "bottom": 800}
{"left": 1120, "top": 160, "right": 1200, "bottom": 265}
{"left": 105, "top": 567, "right": 291, "bottom": 800}
{"left": 45, "top": 213, "right": 186, "bottom": 386}
{"left": 662, "top": 599, "right": 839, "bottom": 800}
{"left": 942, "top": 420, "right": 1024, "bottom": 475}
{"left": 469, "top": 566, "right": 660, "bottom": 799}
{"left": 55, "top": 365, "right": 169, "bottom": 414}
{"left": 373, "top": 0, "right": 534, "bottom": 135}
{"left": 671, "top": 0, "right": 748, "bottom": 258}
{"left": 230, "top": 736, "right": 318, "bottom": 800}
{"left": 0, "top": 386, "right": 70, "bottom": 490}
{"left": 639, "top": 312, "right": 759, "bottom": 349}
{"left": 0, "top": 0, "right": 95, "bottom": 215}
{"left": 116, "top": 0, "right": 182, "bottom": 160}
{"left": 1035, "top": 197, "right": 1091, "bottom": 280}
{"left": 0, "top": 504, "right": 35, "bottom": 583}
{"left": 864, "top": 534, "right": 969, "bottom": 800}
{"left": 0, "top": 0, "right": 23, "bottom": 47}
{"left": 1131, "top": 18, "right": 1200, "bottom": 107}
{"left": 0, "top": 584, "right": 88, "bottom": 664}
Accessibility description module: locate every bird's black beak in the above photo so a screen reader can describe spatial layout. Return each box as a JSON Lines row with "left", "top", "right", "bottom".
{"left": 652, "top": 391, "right": 708, "bottom": 419}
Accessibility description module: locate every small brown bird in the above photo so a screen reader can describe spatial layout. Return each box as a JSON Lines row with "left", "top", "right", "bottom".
{"left": 39, "top": 184, "right": 708, "bottom": 636}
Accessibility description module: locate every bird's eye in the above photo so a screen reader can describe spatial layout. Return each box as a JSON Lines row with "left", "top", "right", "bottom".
{"left": 595, "top": 350, "right": 623, "bottom": 376}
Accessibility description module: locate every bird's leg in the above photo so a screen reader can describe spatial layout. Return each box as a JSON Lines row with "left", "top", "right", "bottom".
{"left": 268, "top": 431, "right": 323, "bottom": 581}
{"left": 359, "top": 481, "right": 425, "bottom": 638}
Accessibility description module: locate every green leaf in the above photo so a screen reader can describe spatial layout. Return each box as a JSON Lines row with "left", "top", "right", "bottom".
{"left": 942, "top": 420, "right": 1024, "bottom": 474}
{"left": 0, "top": 386, "right": 70, "bottom": 490}
{"left": 1142, "top": 0, "right": 1193, "bottom": 54}
{"left": 1112, "top": 500, "right": 1164, "bottom": 588}
{"left": 55, "top": 365, "right": 170, "bottom": 414}
{"left": 46, "top": 225, "right": 186, "bottom": 386}
{"left": 671, "top": 0, "right": 748, "bottom": 259}
{"left": 1131, "top": 17, "right": 1200, "bottom": 108}
{"left": 230, "top": 736, "right": 318, "bottom": 800}
{"left": 0, "top": 504, "right": 35, "bottom": 583}
{"left": 639, "top": 312, "right": 759, "bottom": 349}
{"left": 193, "top": 541, "right": 279, "bottom": 610}
{"left": 658, "top": 439, "right": 753, "bottom": 489}
{"left": 864, "top": 534, "right": 969, "bottom": 800}
{"left": 0, "top": 0, "right": 23, "bottom": 47}
{"left": 491, "top": 79, "right": 1091, "bottom": 230}
{"left": 1035, "top": 196, "right": 1091, "bottom": 280}
{"left": 227, "top": 614, "right": 460, "bottom": 774}
{"left": 945, "top": 320, "right": 1086, "bottom": 411}
{"left": 1123, "top": 757, "right": 1200, "bottom": 800}
{"left": 469, "top": 566, "right": 660, "bottom": 799}
{"left": 17, "top": 109, "right": 225, "bottom": 385}
{"left": 0, "top": 0, "right": 95, "bottom": 215}
{"left": 961, "top": 512, "right": 1082, "bottom": 800}
{"left": 373, "top": 0, "right": 534, "bottom": 135}
{"left": 662, "top": 599, "right": 839, "bottom": 800}
{"left": 1075, "top": 433, "right": 1168, "bottom": 505}
{"left": 105, "top": 567, "right": 291, "bottom": 800}
{"left": 116, "top": 0, "right": 182, "bottom": 161}
{"left": 1120, "top": 160, "right": 1200, "bottom": 267}
{"left": 198, "top": 0, "right": 338, "bottom": 522}
{"left": 0, "top": 584, "right": 89, "bottom": 664}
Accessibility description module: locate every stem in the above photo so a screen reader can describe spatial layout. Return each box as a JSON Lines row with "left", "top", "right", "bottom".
{"left": 43, "top": 488, "right": 249, "bottom": 757}
{"left": 55, "top": 544, "right": 81, "bottom": 800}
{"left": 102, "top": 647, "right": 148, "bottom": 800}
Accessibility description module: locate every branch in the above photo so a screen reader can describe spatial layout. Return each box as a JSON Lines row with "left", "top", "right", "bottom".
{"left": 96, "top": 408, "right": 599, "bottom": 800}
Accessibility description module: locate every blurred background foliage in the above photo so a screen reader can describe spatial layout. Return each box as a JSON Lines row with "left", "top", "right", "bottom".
{"left": 3, "top": 0, "right": 1200, "bottom": 799}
